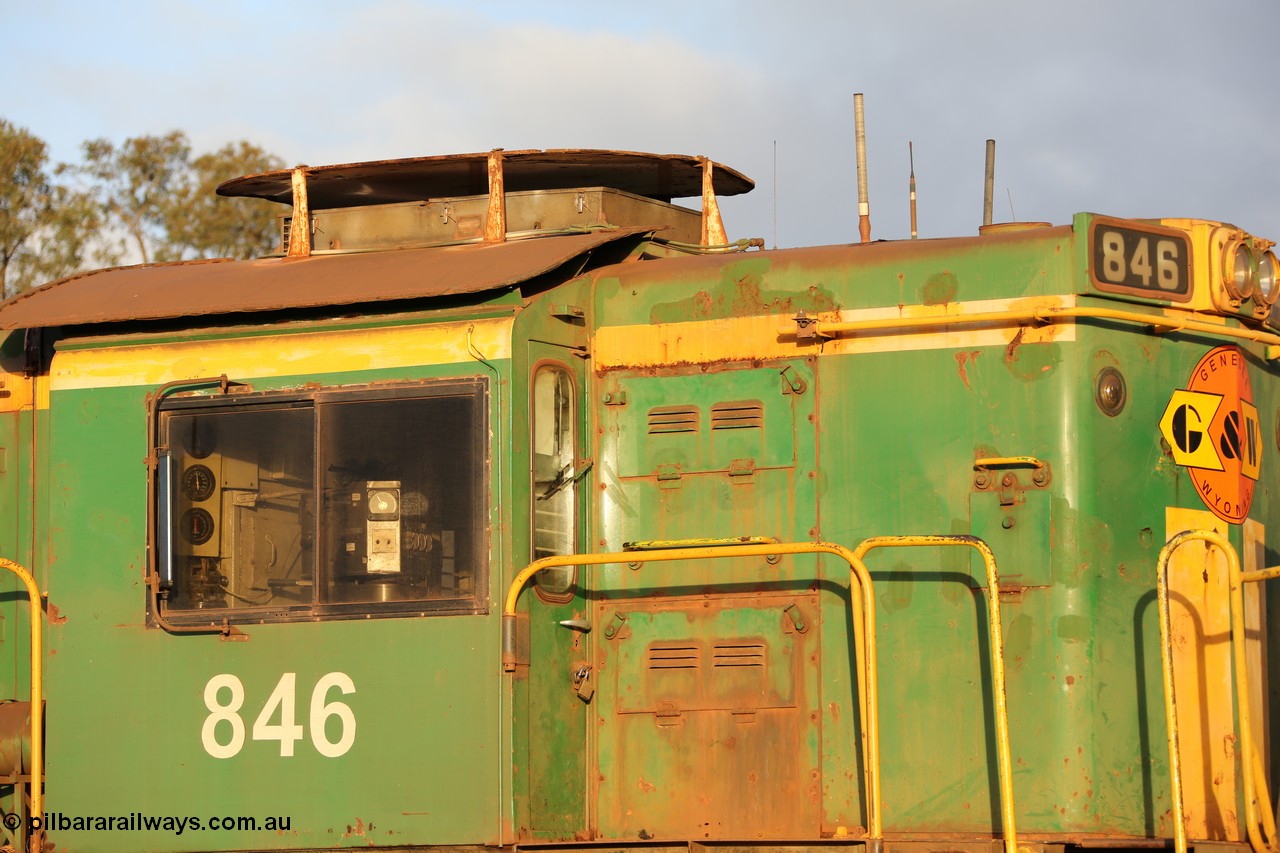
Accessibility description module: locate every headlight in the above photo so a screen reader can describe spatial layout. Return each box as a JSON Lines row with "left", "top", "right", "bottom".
{"left": 1258, "top": 250, "right": 1279, "bottom": 305}
{"left": 1223, "top": 238, "right": 1256, "bottom": 301}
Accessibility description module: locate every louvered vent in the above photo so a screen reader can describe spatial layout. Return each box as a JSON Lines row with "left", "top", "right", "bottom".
{"left": 648, "top": 406, "right": 700, "bottom": 435}
{"left": 712, "top": 642, "right": 766, "bottom": 668}
{"left": 647, "top": 644, "right": 702, "bottom": 670}
{"left": 711, "top": 401, "right": 764, "bottom": 430}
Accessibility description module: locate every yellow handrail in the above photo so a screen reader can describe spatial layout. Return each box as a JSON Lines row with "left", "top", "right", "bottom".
{"left": 0, "top": 558, "right": 42, "bottom": 851}
{"left": 973, "top": 457, "right": 1045, "bottom": 471}
{"left": 502, "top": 541, "right": 883, "bottom": 838}
{"left": 850, "top": 536, "right": 1022, "bottom": 853}
{"left": 1156, "top": 530, "right": 1274, "bottom": 853}
{"left": 780, "top": 305, "right": 1280, "bottom": 355}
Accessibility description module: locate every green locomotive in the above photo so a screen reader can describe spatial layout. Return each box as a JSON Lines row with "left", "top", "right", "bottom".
{"left": 0, "top": 147, "right": 1275, "bottom": 853}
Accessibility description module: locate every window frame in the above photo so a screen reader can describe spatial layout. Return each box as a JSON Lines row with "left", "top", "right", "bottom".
{"left": 150, "top": 377, "right": 490, "bottom": 627}
{"left": 529, "top": 360, "right": 579, "bottom": 604}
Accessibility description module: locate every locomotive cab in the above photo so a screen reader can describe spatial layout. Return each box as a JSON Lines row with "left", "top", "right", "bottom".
{"left": 0, "top": 148, "right": 1276, "bottom": 853}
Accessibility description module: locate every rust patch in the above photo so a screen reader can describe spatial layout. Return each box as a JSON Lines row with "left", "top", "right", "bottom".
{"left": 954, "top": 350, "right": 980, "bottom": 390}
{"left": 1005, "top": 326, "right": 1026, "bottom": 363}
{"left": 47, "top": 603, "right": 66, "bottom": 625}
{"left": 1065, "top": 675, "right": 1076, "bottom": 686}
{"left": 922, "top": 271, "right": 959, "bottom": 305}
{"left": 638, "top": 778, "right": 657, "bottom": 793}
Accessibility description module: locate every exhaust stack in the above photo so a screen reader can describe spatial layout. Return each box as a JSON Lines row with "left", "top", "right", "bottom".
{"left": 855, "top": 93, "right": 871, "bottom": 243}
{"left": 983, "top": 139, "right": 995, "bottom": 227}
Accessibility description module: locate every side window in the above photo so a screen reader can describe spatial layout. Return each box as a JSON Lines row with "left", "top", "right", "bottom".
{"left": 156, "top": 380, "right": 487, "bottom": 623}
{"left": 531, "top": 365, "right": 576, "bottom": 598}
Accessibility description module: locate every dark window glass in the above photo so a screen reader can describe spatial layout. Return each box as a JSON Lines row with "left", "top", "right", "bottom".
{"left": 319, "top": 393, "right": 482, "bottom": 606}
{"left": 158, "top": 381, "right": 486, "bottom": 623}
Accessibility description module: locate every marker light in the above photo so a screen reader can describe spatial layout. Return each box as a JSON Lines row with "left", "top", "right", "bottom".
{"left": 1224, "top": 238, "right": 1256, "bottom": 301}
{"left": 1257, "top": 251, "right": 1279, "bottom": 305}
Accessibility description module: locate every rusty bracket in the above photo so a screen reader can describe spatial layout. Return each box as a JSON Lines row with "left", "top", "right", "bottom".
{"left": 728, "top": 458, "right": 755, "bottom": 483}
{"left": 780, "top": 364, "right": 808, "bottom": 395}
{"left": 603, "top": 611, "right": 629, "bottom": 641}
{"left": 601, "top": 390, "right": 627, "bottom": 406}
{"left": 791, "top": 310, "right": 832, "bottom": 343}
{"left": 550, "top": 304, "right": 585, "bottom": 321}
{"left": 973, "top": 457, "right": 1051, "bottom": 500}
{"left": 656, "top": 464, "right": 682, "bottom": 489}
{"left": 784, "top": 603, "right": 809, "bottom": 634}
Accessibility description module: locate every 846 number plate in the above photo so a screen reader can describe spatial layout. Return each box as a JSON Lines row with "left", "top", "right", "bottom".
{"left": 1090, "top": 217, "right": 1191, "bottom": 301}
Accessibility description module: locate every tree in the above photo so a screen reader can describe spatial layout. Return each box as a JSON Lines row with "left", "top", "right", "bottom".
{"left": 168, "top": 141, "right": 284, "bottom": 259}
{"left": 0, "top": 119, "right": 54, "bottom": 297}
{"left": 1, "top": 121, "right": 115, "bottom": 297}
{"left": 79, "top": 131, "right": 191, "bottom": 264}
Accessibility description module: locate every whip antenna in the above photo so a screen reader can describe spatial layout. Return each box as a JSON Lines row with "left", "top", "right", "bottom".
{"left": 909, "top": 141, "right": 918, "bottom": 240}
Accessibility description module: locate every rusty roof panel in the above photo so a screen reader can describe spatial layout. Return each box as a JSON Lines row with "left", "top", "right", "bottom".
{"left": 0, "top": 227, "right": 650, "bottom": 331}
{"left": 218, "top": 149, "right": 755, "bottom": 209}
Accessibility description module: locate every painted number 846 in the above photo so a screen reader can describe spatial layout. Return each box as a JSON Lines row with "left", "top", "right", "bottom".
{"left": 1098, "top": 229, "right": 1183, "bottom": 292}
{"left": 202, "top": 672, "right": 356, "bottom": 759}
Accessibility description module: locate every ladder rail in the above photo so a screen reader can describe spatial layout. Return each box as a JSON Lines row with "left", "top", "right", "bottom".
{"left": 1157, "top": 529, "right": 1277, "bottom": 853}
{"left": 503, "top": 539, "right": 884, "bottom": 838}
{"left": 0, "top": 558, "right": 42, "bottom": 853}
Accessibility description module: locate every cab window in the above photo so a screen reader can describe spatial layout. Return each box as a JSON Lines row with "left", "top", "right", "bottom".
{"left": 156, "top": 379, "right": 487, "bottom": 623}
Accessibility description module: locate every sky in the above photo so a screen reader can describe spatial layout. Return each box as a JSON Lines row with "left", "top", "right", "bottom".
{"left": 3, "top": 0, "right": 1278, "bottom": 249}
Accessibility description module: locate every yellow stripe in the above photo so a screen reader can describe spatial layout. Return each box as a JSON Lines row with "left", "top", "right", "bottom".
{"left": 50, "top": 317, "right": 513, "bottom": 392}
{"left": 593, "top": 295, "right": 1077, "bottom": 368}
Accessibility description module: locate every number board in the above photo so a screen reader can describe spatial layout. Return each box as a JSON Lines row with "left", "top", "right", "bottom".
{"left": 1089, "top": 216, "right": 1192, "bottom": 302}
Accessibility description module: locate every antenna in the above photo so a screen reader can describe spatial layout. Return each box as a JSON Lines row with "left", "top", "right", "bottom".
{"left": 854, "top": 93, "right": 871, "bottom": 243}
{"left": 983, "top": 139, "right": 995, "bottom": 227}
{"left": 1007, "top": 188, "right": 1016, "bottom": 221}
{"left": 909, "top": 141, "right": 918, "bottom": 240}
{"left": 773, "top": 139, "right": 778, "bottom": 250}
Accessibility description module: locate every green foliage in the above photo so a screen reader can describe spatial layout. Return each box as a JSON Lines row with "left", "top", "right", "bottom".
{"left": 1, "top": 120, "right": 285, "bottom": 298}
{"left": 0, "top": 119, "right": 54, "bottom": 296}
{"left": 78, "top": 131, "right": 193, "bottom": 265}
{"left": 0, "top": 120, "right": 107, "bottom": 298}
{"left": 168, "top": 141, "right": 284, "bottom": 260}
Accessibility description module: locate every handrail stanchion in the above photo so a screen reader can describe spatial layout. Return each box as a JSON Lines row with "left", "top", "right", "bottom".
{"left": 849, "top": 535, "right": 1022, "bottom": 853}
{"left": 502, "top": 540, "right": 883, "bottom": 839}
{"left": 0, "top": 558, "right": 42, "bottom": 853}
{"left": 1158, "top": 530, "right": 1275, "bottom": 853}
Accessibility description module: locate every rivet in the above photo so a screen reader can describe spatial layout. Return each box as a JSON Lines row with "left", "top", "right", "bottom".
{"left": 1001, "top": 473, "right": 1015, "bottom": 487}
{"left": 1002, "top": 517, "right": 1015, "bottom": 529}
{"left": 975, "top": 473, "right": 990, "bottom": 489}
{"left": 766, "top": 554, "right": 780, "bottom": 565}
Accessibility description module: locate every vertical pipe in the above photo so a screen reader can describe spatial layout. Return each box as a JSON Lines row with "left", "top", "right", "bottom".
{"left": 983, "top": 139, "right": 996, "bottom": 227}
{"left": 854, "top": 93, "right": 871, "bottom": 243}
{"left": 700, "top": 157, "right": 728, "bottom": 246}
{"left": 908, "top": 141, "right": 918, "bottom": 240}
{"left": 286, "top": 166, "right": 312, "bottom": 258}
{"left": 484, "top": 149, "right": 507, "bottom": 244}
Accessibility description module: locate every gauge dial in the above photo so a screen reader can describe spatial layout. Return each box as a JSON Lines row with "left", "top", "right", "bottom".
{"left": 368, "top": 490, "right": 399, "bottom": 516}
{"left": 180, "top": 508, "right": 216, "bottom": 545}
{"left": 181, "top": 464, "right": 216, "bottom": 502}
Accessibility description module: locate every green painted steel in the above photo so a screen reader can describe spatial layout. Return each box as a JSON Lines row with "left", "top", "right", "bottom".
{"left": 0, "top": 209, "right": 1274, "bottom": 851}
